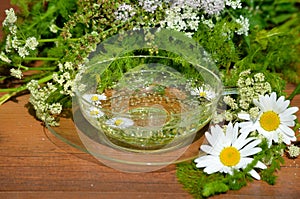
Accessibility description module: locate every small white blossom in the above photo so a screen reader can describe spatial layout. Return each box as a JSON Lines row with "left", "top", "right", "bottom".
{"left": 160, "top": 1, "right": 200, "bottom": 37}
{"left": 5, "top": 35, "right": 12, "bottom": 52}
{"left": 235, "top": 15, "right": 250, "bottom": 36}
{"left": 114, "top": 3, "right": 136, "bottom": 22}
{"left": 200, "top": 0, "right": 225, "bottom": 15}
{"left": 288, "top": 145, "right": 300, "bottom": 158}
{"left": 11, "top": 36, "right": 20, "bottom": 49}
{"left": 239, "top": 69, "right": 251, "bottom": 77}
{"left": 64, "top": 62, "right": 73, "bottom": 70}
{"left": 0, "top": 51, "right": 11, "bottom": 63}
{"left": 2, "top": 8, "right": 17, "bottom": 27}
{"left": 25, "top": 37, "right": 39, "bottom": 50}
{"left": 201, "top": 16, "right": 215, "bottom": 29}
{"left": 49, "top": 24, "right": 59, "bottom": 33}
{"left": 106, "top": 117, "right": 134, "bottom": 129}
{"left": 8, "top": 25, "right": 17, "bottom": 35}
{"left": 49, "top": 103, "right": 62, "bottom": 115}
{"left": 17, "top": 46, "right": 29, "bottom": 58}
{"left": 223, "top": 95, "right": 238, "bottom": 110}
{"left": 249, "top": 107, "right": 260, "bottom": 119}
{"left": 139, "top": 0, "right": 162, "bottom": 13}
{"left": 83, "top": 93, "right": 107, "bottom": 106}
{"left": 225, "top": 0, "right": 242, "bottom": 9}
{"left": 10, "top": 68, "right": 23, "bottom": 79}
{"left": 87, "top": 107, "right": 104, "bottom": 118}
{"left": 224, "top": 110, "right": 234, "bottom": 121}
{"left": 244, "top": 77, "right": 254, "bottom": 86}
{"left": 254, "top": 73, "right": 265, "bottom": 82}
{"left": 239, "top": 99, "right": 250, "bottom": 110}
{"left": 190, "top": 86, "right": 216, "bottom": 100}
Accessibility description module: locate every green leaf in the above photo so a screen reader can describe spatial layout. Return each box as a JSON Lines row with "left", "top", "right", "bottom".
{"left": 202, "top": 181, "right": 229, "bottom": 197}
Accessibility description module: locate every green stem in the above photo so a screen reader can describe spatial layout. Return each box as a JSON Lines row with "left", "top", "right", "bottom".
{"left": 0, "top": 74, "right": 53, "bottom": 105}
{"left": 38, "top": 38, "right": 79, "bottom": 43}
{"left": 27, "top": 67, "right": 57, "bottom": 71}
{"left": 23, "top": 57, "right": 59, "bottom": 61}
{"left": 18, "top": 64, "right": 56, "bottom": 71}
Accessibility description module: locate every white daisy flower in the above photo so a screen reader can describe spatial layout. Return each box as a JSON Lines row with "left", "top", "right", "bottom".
{"left": 83, "top": 93, "right": 107, "bottom": 106}
{"left": 87, "top": 107, "right": 104, "bottom": 118}
{"left": 195, "top": 122, "right": 266, "bottom": 180}
{"left": 190, "top": 86, "right": 216, "bottom": 100}
{"left": 106, "top": 117, "right": 134, "bottom": 129}
{"left": 238, "top": 92, "right": 299, "bottom": 147}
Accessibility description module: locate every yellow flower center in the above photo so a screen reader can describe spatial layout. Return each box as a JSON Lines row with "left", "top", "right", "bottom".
{"left": 115, "top": 119, "right": 123, "bottom": 126}
{"left": 199, "top": 91, "right": 206, "bottom": 97}
{"left": 91, "top": 95, "right": 99, "bottom": 101}
{"left": 259, "top": 111, "right": 280, "bottom": 131}
{"left": 220, "top": 146, "right": 241, "bottom": 167}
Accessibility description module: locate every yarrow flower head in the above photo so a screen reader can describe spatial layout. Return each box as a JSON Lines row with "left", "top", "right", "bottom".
{"left": 200, "top": 0, "right": 225, "bottom": 16}
{"left": 114, "top": 3, "right": 136, "bottom": 22}
{"left": 138, "top": 0, "right": 162, "bottom": 13}
{"left": 160, "top": 0, "right": 201, "bottom": 37}
{"left": 239, "top": 92, "right": 299, "bottom": 147}
{"left": 2, "top": 8, "right": 17, "bottom": 27}
{"left": 287, "top": 144, "right": 300, "bottom": 158}
{"left": 0, "top": 51, "right": 11, "bottom": 63}
{"left": 25, "top": 37, "right": 39, "bottom": 50}
{"left": 10, "top": 68, "right": 23, "bottom": 79}
{"left": 225, "top": 0, "right": 242, "bottom": 9}
{"left": 235, "top": 15, "right": 250, "bottom": 36}
{"left": 195, "top": 122, "right": 267, "bottom": 180}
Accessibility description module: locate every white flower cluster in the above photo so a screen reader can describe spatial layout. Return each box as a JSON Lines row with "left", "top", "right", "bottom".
{"left": 288, "top": 144, "right": 300, "bottom": 158}
{"left": 235, "top": 15, "right": 250, "bottom": 36}
{"left": 0, "top": 51, "right": 11, "bottom": 63}
{"left": 237, "top": 70, "right": 272, "bottom": 109}
{"left": 1, "top": 8, "right": 39, "bottom": 65}
{"left": 2, "top": 8, "right": 17, "bottom": 27}
{"left": 225, "top": 0, "right": 242, "bottom": 9}
{"left": 10, "top": 68, "right": 23, "bottom": 79}
{"left": 200, "top": 0, "right": 225, "bottom": 16}
{"left": 160, "top": 0, "right": 201, "bottom": 37}
{"left": 138, "top": 0, "right": 162, "bottom": 13}
{"left": 114, "top": 3, "right": 136, "bottom": 22}
{"left": 27, "top": 80, "right": 62, "bottom": 126}
{"left": 52, "top": 62, "right": 75, "bottom": 96}
{"left": 221, "top": 70, "right": 272, "bottom": 122}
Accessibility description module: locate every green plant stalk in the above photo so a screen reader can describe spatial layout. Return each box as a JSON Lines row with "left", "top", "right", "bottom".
{"left": 18, "top": 64, "right": 56, "bottom": 71}
{"left": 38, "top": 38, "right": 79, "bottom": 43}
{"left": 0, "top": 74, "right": 53, "bottom": 105}
{"left": 23, "top": 57, "right": 59, "bottom": 61}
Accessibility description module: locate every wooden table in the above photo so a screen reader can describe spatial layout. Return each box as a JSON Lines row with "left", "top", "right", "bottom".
{"left": 0, "top": 2, "right": 300, "bottom": 199}
{"left": 0, "top": 88, "right": 299, "bottom": 199}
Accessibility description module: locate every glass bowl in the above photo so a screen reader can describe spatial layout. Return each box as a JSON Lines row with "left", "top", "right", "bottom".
{"left": 72, "top": 28, "right": 223, "bottom": 172}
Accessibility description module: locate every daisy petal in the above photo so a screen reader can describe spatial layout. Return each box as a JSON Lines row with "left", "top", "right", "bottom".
{"left": 278, "top": 124, "right": 296, "bottom": 137}
{"left": 248, "top": 169, "right": 261, "bottom": 180}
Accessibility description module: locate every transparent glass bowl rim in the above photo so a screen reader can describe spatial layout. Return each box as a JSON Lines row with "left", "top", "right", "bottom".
{"left": 74, "top": 55, "right": 224, "bottom": 118}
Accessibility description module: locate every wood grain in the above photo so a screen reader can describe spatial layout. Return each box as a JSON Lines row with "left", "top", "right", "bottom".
{"left": 0, "top": 1, "right": 300, "bottom": 198}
